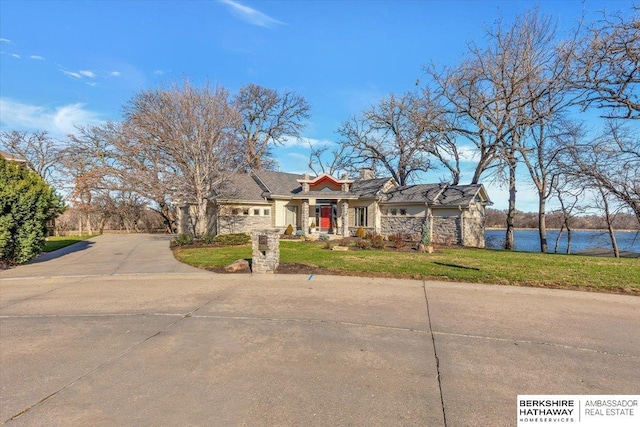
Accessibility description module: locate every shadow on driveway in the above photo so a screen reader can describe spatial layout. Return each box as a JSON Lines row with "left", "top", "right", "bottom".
{"left": 29, "top": 240, "right": 95, "bottom": 264}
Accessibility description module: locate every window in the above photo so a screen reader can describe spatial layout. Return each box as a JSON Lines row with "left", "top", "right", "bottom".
{"left": 355, "top": 207, "right": 368, "bottom": 227}
{"left": 390, "top": 209, "right": 397, "bottom": 216}
{"left": 243, "top": 208, "right": 249, "bottom": 215}
{"left": 263, "top": 209, "right": 270, "bottom": 216}
{"left": 400, "top": 209, "right": 407, "bottom": 216}
{"left": 254, "top": 209, "right": 261, "bottom": 216}
{"left": 232, "top": 208, "right": 239, "bottom": 215}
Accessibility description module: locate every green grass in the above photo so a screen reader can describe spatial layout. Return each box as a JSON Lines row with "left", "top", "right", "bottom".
{"left": 173, "top": 241, "right": 640, "bottom": 295}
{"left": 44, "top": 235, "right": 96, "bottom": 252}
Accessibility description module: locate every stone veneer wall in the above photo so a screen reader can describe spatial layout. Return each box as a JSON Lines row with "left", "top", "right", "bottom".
{"left": 251, "top": 229, "right": 280, "bottom": 273}
{"left": 347, "top": 226, "right": 375, "bottom": 236}
{"left": 380, "top": 216, "right": 425, "bottom": 240}
{"left": 341, "top": 200, "right": 349, "bottom": 236}
{"left": 461, "top": 203, "right": 486, "bottom": 248}
{"left": 432, "top": 217, "right": 461, "bottom": 245}
{"left": 218, "top": 215, "right": 273, "bottom": 235}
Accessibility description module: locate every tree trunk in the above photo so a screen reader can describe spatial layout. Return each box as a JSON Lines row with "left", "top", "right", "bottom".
{"left": 86, "top": 211, "right": 93, "bottom": 235}
{"left": 600, "top": 190, "right": 620, "bottom": 258}
{"left": 606, "top": 221, "right": 620, "bottom": 258}
{"left": 538, "top": 193, "right": 548, "bottom": 253}
{"left": 158, "top": 202, "right": 175, "bottom": 233}
{"left": 554, "top": 224, "right": 564, "bottom": 253}
{"left": 504, "top": 157, "right": 517, "bottom": 250}
{"left": 195, "top": 199, "right": 208, "bottom": 236}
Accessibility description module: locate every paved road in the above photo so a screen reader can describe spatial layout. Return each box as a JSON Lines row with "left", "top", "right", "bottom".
{"left": 1, "top": 234, "right": 638, "bottom": 426}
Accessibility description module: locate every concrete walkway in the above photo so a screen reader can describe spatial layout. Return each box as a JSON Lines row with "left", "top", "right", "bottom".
{"left": 1, "top": 234, "right": 638, "bottom": 426}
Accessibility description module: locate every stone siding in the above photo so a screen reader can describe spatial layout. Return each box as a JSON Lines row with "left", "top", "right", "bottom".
{"left": 380, "top": 216, "right": 424, "bottom": 240}
{"left": 301, "top": 200, "right": 310, "bottom": 233}
{"left": 432, "top": 217, "right": 461, "bottom": 245}
{"left": 218, "top": 215, "right": 273, "bottom": 235}
{"left": 461, "top": 202, "right": 486, "bottom": 248}
{"left": 251, "top": 229, "right": 280, "bottom": 273}
{"left": 347, "top": 226, "right": 375, "bottom": 236}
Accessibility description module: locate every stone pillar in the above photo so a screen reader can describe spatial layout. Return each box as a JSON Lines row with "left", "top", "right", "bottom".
{"left": 251, "top": 229, "right": 280, "bottom": 274}
{"left": 301, "top": 199, "right": 309, "bottom": 234}
{"left": 177, "top": 205, "right": 191, "bottom": 235}
{"left": 341, "top": 200, "right": 349, "bottom": 236}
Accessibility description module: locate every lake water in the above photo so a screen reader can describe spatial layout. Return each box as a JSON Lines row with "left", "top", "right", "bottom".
{"left": 485, "top": 229, "right": 640, "bottom": 254}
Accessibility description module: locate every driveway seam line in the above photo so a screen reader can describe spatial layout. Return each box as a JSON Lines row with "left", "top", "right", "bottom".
{"left": 423, "top": 281, "right": 447, "bottom": 427}
{"left": 191, "top": 313, "right": 429, "bottom": 332}
{"left": 0, "top": 313, "right": 430, "bottom": 334}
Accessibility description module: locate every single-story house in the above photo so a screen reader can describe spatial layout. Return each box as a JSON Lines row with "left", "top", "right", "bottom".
{"left": 177, "top": 169, "right": 492, "bottom": 247}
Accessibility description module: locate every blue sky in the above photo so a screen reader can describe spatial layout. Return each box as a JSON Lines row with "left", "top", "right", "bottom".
{"left": 0, "top": 0, "right": 636, "bottom": 211}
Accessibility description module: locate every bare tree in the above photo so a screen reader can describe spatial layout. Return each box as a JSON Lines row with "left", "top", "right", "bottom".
{"left": 571, "top": 7, "right": 639, "bottom": 119}
{"left": 60, "top": 128, "right": 113, "bottom": 234}
{"left": 521, "top": 119, "right": 564, "bottom": 252}
{"left": 594, "top": 187, "right": 622, "bottom": 258}
{"left": 430, "top": 10, "right": 566, "bottom": 250}
{"left": 552, "top": 182, "right": 585, "bottom": 254}
{"left": 96, "top": 122, "right": 179, "bottom": 232}
{"left": 123, "top": 80, "right": 240, "bottom": 236}
{"left": 0, "top": 130, "right": 62, "bottom": 183}
{"left": 337, "top": 91, "right": 439, "bottom": 186}
{"left": 234, "top": 83, "right": 311, "bottom": 171}
{"left": 307, "top": 140, "right": 350, "bottom": 177}
{"left": 567, "top": 121, "right": 640, "bottom": 224}
{"left": 427, "top": 63, "right": 502, "bottom": 185}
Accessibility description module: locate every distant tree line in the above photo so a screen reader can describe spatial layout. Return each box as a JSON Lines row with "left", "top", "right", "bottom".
{"left": 1, "top": 5, "right": 637, "bottom": 257}
{"left": 485, "top": 208, "right": 640, "bottom": 231}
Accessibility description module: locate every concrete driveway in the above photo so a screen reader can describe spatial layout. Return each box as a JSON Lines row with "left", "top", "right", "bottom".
{"left": 1, "top": 234, "right": 638, "bottom": 426}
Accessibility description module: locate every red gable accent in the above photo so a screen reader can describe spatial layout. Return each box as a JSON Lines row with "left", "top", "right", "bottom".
{"left": 310, "top": 174, "right": 342, "bottom": 188}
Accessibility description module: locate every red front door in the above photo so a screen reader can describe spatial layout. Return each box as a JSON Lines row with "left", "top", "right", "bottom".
{"left": 320, "top": 206, "right": 332, "bottom": 229}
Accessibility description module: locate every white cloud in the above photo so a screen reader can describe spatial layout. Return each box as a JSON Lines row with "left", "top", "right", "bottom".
{"left": 10, "top": 53, "right": 20, "bottom": 59}
{"left": 0, "top": 98, "right": 103, "bottom": 137}
{"left": 86, "top": 82, "right": 98, "bottom": 87}
{"left": 60, "top": 68, "right": 97, "bottom": 79}
{"left": 61, "top": 69, "right": 82, "bottom": 79}
{"left": 220, "top": 0, "right": 284, "bottom": 28}
{"left": 29, "top": 55, "right": 45, "bottom": 60}
{"left": 153, "top": 70, "right": 165, "bottom": 75}
{"left": 0, "top": 38, "right": 12, "bottom": 44}
{"left": 110, "top": 71, "right": 121, "bottom": 77}
{"left": 280, "top": 135, "right": 335, "bottom": 148}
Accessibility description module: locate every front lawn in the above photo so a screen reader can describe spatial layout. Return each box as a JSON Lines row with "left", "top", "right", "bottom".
{"left": 173, "top": 241, "right": 640, "bottom": 295}
{"left": 44, "top": 235, "right": 95, "bottom": 252}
